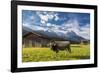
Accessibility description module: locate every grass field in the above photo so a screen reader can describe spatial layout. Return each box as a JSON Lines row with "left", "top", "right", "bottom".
{"left": 22, "top": 44, "right": 90, "bottom": 62}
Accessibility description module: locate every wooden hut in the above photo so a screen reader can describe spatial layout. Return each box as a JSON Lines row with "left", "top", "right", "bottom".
{"left": 22, "top": 32, "right": 51, "bottom": 48}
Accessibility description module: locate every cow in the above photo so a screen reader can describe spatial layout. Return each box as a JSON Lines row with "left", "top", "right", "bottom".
{"left": 51, "top": 41, "right": 71, "bottom": 53}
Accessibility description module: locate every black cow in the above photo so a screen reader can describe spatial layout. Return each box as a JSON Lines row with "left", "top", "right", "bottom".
{"left": 51, "top": 41, "right": 71, "bottom": 53}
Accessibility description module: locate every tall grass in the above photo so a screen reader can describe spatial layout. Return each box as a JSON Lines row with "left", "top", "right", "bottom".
{"left": 22, "top": 44, "right": 90, "bottom": 62}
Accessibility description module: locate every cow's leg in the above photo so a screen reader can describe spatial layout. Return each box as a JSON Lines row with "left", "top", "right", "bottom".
{"left": 54, "top": 50, "right": 59, "bottom": 60}
{"left": 67, "top": 45, "right": 71, "bottom": 53}
{"left": 55, "top": 45, "right": 59, "bottom": 53}
{"left": 56, "top": 50, "right": 59, "bottom": 53}
{"left": 66, "top": 45, "right": 71, "bottom": 53}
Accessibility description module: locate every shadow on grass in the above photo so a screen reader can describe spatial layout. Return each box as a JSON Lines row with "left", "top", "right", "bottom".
{"left": 69, "top": 55, "right": 90, "bottom": 59}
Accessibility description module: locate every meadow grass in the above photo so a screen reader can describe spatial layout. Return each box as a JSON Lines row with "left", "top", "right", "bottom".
{"left": 22, "top": 44, "right": 90, "bottom": 62}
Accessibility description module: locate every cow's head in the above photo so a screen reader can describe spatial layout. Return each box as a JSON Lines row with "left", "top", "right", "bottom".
{"left": 50, "top": 41, "right": 57, "bottom": 50}
{"left": 50, "top": 41, "right": 56, "bottom": 46}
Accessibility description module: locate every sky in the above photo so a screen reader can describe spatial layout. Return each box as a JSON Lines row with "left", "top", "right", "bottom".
{"left": 22, "top": 10, "right": 90, "bottom": 39}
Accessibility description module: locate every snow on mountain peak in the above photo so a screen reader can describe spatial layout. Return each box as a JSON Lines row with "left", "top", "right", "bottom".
{"left": 23, "top": 19, "right": 89, "bottom": 41}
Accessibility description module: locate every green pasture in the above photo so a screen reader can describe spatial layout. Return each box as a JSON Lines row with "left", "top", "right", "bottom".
{"left": 22, "top": 44, "right": 90, "bottom": 62}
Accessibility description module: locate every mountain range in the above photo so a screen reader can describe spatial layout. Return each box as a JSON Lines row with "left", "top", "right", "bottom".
{"left": 22, "top": 24, "right": 86, "bottom": 42}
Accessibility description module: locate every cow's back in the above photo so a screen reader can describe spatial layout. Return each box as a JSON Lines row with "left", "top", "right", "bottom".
{"left": 54, "top": 41, "right": 70, "bottom": 47}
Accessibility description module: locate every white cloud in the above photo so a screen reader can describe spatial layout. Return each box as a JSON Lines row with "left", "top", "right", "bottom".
{"left": 79, "top": 24, "right": 90, "bottom": 39}
{"left": 23, "top": 23, "right": 48, "bottom": 31}
{"left": 23, "top": 23, "right": 31, "bottom": 27}
{"left": 40, "top": 20, "right": 46, "bottom": 24}
{"left": 54, "top": 14, "right": 59, "bottom": 21}
{"left": 47, "top": 14, "right": 54, "bottom": 20}
{"left": 30, "top": 16, "right": 35, "bottom": 20}
{"left": 39, "top": 14, "right": 49, "bottom": 22}
{"left": 47, "top": 23, "right": 52, "bottom": 26}
{"left": 37, "top": 12, "right": 53, "bottom": 22}
{"left": 61, "top": 19, "right": 90, "bottom": 39}
{"left": 36, "top": 11, "right": 60, "bottom": 25}
{"left": 62, "top": 19, "right": 80, "bottom": 33}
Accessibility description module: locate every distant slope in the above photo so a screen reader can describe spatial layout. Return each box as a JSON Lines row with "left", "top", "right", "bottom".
{"left": 22, "top": 24, "right": 86, "bottom": 42}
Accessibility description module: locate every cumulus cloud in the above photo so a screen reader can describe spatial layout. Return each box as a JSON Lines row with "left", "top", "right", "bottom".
{"left": 79, "top": 24, "right": 90, "bottom": 39}
{"left": 62, "top": 19, "right": 90, "bottom": 39}
{"left": 30, "top": 16, "right": 35, "bottom": 20}
{"left": 23, "top": 23, "right": 48, "bottom": 32}
{"left": 62, "top": 19, "right": 80, "bottom": 33}
{"left": 54, "top": 13, "right": 59, "bottom": 21}
{"left": 40, "top": 20, "right": 46, "bottom": 24}
{"left": 47, "top": 23, "right": 52, "bottom": 26}
{"left": 36, "top": 11, "right": 59, "bottom": 25}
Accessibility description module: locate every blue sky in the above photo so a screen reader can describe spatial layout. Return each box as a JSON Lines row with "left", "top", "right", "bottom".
{"left": 22, "top": 10, "right": 90, "bottom": 26}
{"left": 22, "top": 10, "right": 90, "bottom": 39}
